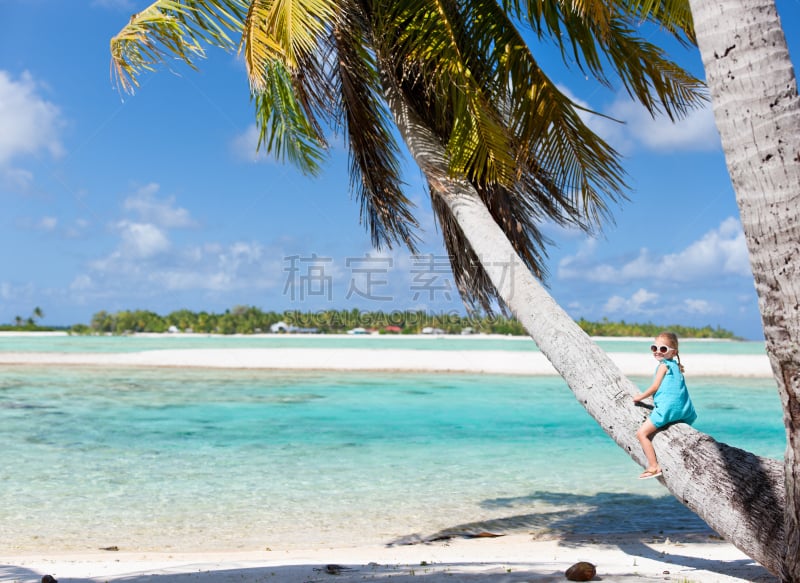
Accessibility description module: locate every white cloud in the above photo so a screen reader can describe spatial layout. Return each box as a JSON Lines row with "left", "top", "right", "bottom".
{"left": 683, "top": 298, "right": 714, "bottom": 314}
{"left": 607, "top": 96, "right": 719, "bottom": 153}
{"left": 603, "top": 288, "right": 659, "bottom": 313}
{"left": 656, "top": 217, "right": 751, "bottom": 280}
{"left": 219, "top": 241, "right": 263, "bottom": 269}
{"left": 0, "top": 70, "right": 64, "bottom": 166}
{"left": 13, "top": 215, "right": 90, "bottom": 239}
{"left": 0, "top": 282, "right": 12, "bottom": 300}
{"left": 558, "top": 85, "right": 719, "bottom": 154}
{"left": 115, "top": 221, "right": 171, "bottom": 258}
{"left": 0, "top": 281, "right": 34, "bottom": 302}
{"left": 64, "top": 219, "right": 91, "bottom": 239}
{"left": 38, "top": 216, "right": 58, "bottom": 231}
{"left": 231, "top": 125, "right": 275, "bottom": 163}
{"left": 87, "top": 184, "right": 197, "bottom": 268}
{"left": 1, "top": 167, "right": 34, "bottom": 190}
{"left": 558, "top": 217, "right": 750, "bottom": 284}
{"left": 602, "top": 288, "right": 720, "bottom": 318}
{"left": 150, "top": 270, "right": 224, "bottom": 292}
{"left": 75, "top": 183, "right": 447, "bottom": 307}
{"left": 85, "top": 236, "right": 285, "bottom": 295}
{"left": 69, "top": 274, "right": 93, "bottom": 291}
{"left": 154, "top": 241, "right": 285, "bottom": 292}
{"left": 123, "top": 183, "right": 196, "bottom": 228}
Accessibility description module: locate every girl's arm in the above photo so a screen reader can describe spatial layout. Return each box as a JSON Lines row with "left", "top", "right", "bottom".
{"left": 633, "top": 364, "right": 668, "bottom": 403}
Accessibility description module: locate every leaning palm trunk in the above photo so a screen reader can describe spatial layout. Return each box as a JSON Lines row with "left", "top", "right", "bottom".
{"left": 383, "top": 69, "right": 786, "bottom": 575}
{"left": 688, "top": 0, "right": 800, "bottom": 579}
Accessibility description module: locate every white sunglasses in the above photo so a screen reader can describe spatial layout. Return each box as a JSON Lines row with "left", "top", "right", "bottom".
{"left": 650, "top": 344, "right": 675, "bottom": 354}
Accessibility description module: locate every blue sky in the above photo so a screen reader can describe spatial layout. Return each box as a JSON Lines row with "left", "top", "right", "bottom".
{"left": 1, "top": 1, "right": 798, "bottom": 339}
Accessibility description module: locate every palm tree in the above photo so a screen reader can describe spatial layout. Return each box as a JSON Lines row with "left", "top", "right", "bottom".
{"left": 109, "top": 0, "right": 784, "bottom": 575}
{"left": 688, "top": 0, "right": 800, "bottom": 579}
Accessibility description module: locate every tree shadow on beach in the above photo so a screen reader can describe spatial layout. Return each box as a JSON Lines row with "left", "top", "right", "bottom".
{"left": 0, "top": 555, "right": 776, "bottom": 583}
{"left": 1, "top": 564, "right": 43, "bottom": 583}
{"left": 2, "top": 492, "right": 776, "bottom": 583}
{"left": 388, "top": 491, "right": 776, "bottom": 582}
{"left": 390, "top": 490, "right": 710, "bottom": 544}
{"left": 0, "top": 562, "right": 615, "bottom": 583}
{"left": 0, "top": 559, "right": 736, "bottom": 583}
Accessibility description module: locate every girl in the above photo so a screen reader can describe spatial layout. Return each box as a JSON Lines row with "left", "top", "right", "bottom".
{"left": 633, "top": 331, "right": 697, "bottom": 479}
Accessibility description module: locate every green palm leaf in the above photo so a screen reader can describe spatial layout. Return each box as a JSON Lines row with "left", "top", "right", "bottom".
{"left": 252, "top": 60, "right": 326, "bottom": 173}
{"left": 502, "top": 0, "right": 704, "bottom": 119}
{"left": 110, "top": 0, "right": 247, "bottom": 92}
{"left": 332, "top": 1, "right": 420, "bottom": 250}
{"left": 241, "top": 0, "right": 337, "bottom": 91}
{"left": 374, "top": 0, "right": 518, "bottom": 186}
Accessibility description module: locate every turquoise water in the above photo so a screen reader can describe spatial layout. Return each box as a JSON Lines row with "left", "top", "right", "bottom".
{"left": 0, "top": 333, "right": 767, "bottom": 355}
{"left": 0, "top": 352, "right": 784, "bottom": 553}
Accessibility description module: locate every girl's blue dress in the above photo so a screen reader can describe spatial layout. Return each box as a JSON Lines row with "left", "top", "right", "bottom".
{"left": 651, "top": 358, "right": 697, "bottom": 428}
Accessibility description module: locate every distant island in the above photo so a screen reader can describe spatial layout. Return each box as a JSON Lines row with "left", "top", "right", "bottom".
{"left": 8, "top": 306, "right": 738, "bottom": 339}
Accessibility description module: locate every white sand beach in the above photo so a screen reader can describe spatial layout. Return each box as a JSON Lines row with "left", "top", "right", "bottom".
{"left": 1, "top": 533, "right": 777, "bottom": 583}
{"left": 0, "top": 338, "right": 778, "bottom": 582}
{"left": 0, "top": 347, "right": 773, "bottom": 377}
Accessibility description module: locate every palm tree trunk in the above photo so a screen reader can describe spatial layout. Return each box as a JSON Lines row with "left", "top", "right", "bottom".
{"left": 382, "top": 68, "right": 786, "bottom": 576}
{"left": 688, "top": 0, "right": 800, "bottom": 580}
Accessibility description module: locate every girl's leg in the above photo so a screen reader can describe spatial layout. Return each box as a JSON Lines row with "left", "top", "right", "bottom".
{"left": 636, "top": 419, "right": 660, "bottom": 473}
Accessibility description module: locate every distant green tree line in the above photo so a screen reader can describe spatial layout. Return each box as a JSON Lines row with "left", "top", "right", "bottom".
{"left": 575, "top": 317, "right": 739, "bottom": 340}
{"left": 0, "top": 307, "right": 59, "bottom": 331}
{"left": 67, "top": 307, "right": 740, "bottom": 339}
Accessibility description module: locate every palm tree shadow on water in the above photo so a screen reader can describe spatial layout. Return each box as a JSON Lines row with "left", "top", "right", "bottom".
{"left": 389, "top": 491, "right": 776, "bottom": 582}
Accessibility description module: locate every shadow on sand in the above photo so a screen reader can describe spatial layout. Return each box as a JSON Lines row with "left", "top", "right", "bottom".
{"left": 0, "top": 492, "right": 777, "bottom": 583}
{"left": 387, "top": 491, "right": 776, "bottom": 582}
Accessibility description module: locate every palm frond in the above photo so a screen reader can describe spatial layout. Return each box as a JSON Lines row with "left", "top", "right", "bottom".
{"left": 501, "top": 0, "right": 704, "bottom": 119}
{"left": 466, "top": 0, "right": 626, "bottom": 231}
{"left": 243, "top": 0, "right": 340, "bottom": 174}
{"left": 377, "top": 0, "right": 628, "bottom": 297}
{"left": 600, "top": 17, "right": 707, "bottom": 120}
{"left": 241, "top": 0, "right": 337, "bottom": 92}
{"left": 252, "top": 59, "right": 327, "bottom": 174}
{"left": 241, "top": 2, "right": 285, "bottom": 91}
{"left": 516, "top": 84, "right": 626, "bottom": 226}
{"left": 373, "top": 0, "right": 518, "bottom": 187}
{"left": 621, "top": 0, "right": 695, "bottom": 44}
{"left": 110, "top": 0, "right": 247, "bottom": 93}
{"left": 394, "top": 1, "right": 624, "bottom": 231}
{"left": 332, "top": 1, "right": 420, "bottom": 251}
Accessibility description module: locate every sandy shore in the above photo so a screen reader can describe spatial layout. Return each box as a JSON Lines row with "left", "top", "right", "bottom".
{"left": 0, "top": 348, "right": 772, "bottom": 377}
{"left": 1, "top": 533, "right": 776, "bottom": 583}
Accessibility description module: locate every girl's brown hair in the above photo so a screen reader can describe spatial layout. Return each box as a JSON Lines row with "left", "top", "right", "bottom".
{"left": 657, "top": 331, "right": 685, "bottom": 373}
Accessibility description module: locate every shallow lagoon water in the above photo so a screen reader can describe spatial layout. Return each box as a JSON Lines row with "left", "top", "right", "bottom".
{"left": 0, "top": 352, "right": 782, "bottom": 553}
{"left": 0, "top": 333, "right": 767, "bottom": 355}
